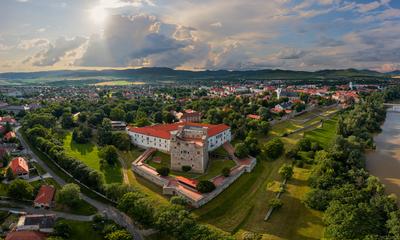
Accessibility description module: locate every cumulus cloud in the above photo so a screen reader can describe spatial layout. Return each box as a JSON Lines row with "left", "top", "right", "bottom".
{"left": 76, "top": 14, "right": 204, "bottom": 68}
{"left": 17, "top": 38, "right": 49, "bottom": 50}
{"left": 27, "top": 37, "right": 86, "bottom": 66}
{"left": 276, "top": 48, "right": 308, "bottom": 59}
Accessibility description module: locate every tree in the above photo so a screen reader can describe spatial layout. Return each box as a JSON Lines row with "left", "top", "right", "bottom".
{"left": 54, "top": 221, "right": 72, "bottom": 238}
{"left": 61, "top": 112, "right": 74, "bottom": 129}
{"left": 110, "top": 108, "right": 126, "bottom": 121}
{"left": 98, "top": 118, "right": 113, "bottom": 146}
{"left": 260, "top": 138, "right": 284, "bottom": 160}
{"left": 235, "top": 143, "right": 249, "bottom": 159}
{"left": 197, "top": 180, "right": 215, "bottom": 193}
{"left": 170, "top": 196, "right": 187, "bottom": 206}
{"left": 278, "top": 164, "right": 294, "bottom": 180}
{"left": 221, "top": 167, "right": 230, "bottom": 177}
{"left": 105, "top": 230, "right": 132, "bottom": 240}
{"left": 99, "top": 145, "right": 119, "bottom": 166}
{"left": 269, "top": 199, "right": 283, "bottom": 210}
{"left": 6, "top": 167, "right": 14, "bottom": 181}
{"left": 56, "top": 183, "right": 81, "bottom": 207}
{"left": 7, "top": 179, "right": 33, "bottom": 200}
{"left": 111, "top": 132, "right": 131, "bottom": 151}
{"left": 156, "top": 167, "right": 170, "bottom": 177}
{"left": 297, "top": 138, "right": 312, "bottom": 152}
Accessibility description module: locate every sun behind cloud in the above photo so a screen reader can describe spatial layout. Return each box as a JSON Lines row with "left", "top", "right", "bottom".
{"left": 89, "top": 6, "right": 108, "bottom": 25}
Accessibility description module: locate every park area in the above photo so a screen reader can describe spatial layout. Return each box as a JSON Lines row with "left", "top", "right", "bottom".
{"left": 193, "top": 107, "right": 339, "bottom": 240}
{"left": 63, "top": 132, "right": 123, "bottom": 183}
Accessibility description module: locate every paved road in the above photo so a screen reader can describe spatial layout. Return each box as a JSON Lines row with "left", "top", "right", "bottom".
{"left": 16, "top": 127, "right": 144, "bottom": 240}
{"left": 0, "top": 200, "right": 93, "bottom": 221}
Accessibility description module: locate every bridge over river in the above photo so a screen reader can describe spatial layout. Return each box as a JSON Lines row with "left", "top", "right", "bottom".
{"left": 384, "top": 103, "right": 400, "bottom": 112}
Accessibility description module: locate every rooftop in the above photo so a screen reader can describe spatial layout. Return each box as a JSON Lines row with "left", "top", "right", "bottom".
{"left": 34, "top": 185, "right": 56, "bottom": 206}
{"left": 128, "top": 122, "right": 229, "bottom": 140}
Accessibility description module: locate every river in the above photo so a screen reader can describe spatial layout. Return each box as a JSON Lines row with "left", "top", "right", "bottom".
{"left": 366, "top": 110, "right": 400, "bottom": 205}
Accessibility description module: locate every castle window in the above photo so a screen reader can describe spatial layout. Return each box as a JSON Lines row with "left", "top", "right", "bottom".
{"left": 197, "top": 151, "right": 200, "bottom": 154}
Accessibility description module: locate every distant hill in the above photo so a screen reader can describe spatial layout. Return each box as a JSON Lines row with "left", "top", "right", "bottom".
{"left": 0, "top": 67, "right": 391, "bottom": 86}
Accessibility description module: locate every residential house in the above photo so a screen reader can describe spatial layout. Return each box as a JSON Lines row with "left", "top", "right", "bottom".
{"left": 175, "top": 109, "right": 202, "bottom": 123}
{"left": 16, "top": 214, "right": 56, "bottom": 233}
{"left": 0, "top": 117, "right": 17, "bottom": 126}
{"left": 34, "top": 185, "right": 56, "bottom": 209}
{"left": 3, "top": 131, "right": 16, "bottom": 142}
{"left": 5, "top": 231, "right": 46, "bottom": 240}
{"left": 9, "top": 157, "right": 29, "bottom": 179}
{"left": 247, "top": 114, "right": 261, "bottom": 120}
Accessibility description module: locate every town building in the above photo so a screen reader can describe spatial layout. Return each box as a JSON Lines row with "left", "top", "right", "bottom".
{"left": 16, "top": 214, "right": 55, "bottom": 233}
{"left": 111, "top": 121, "right": 127, "bottom": 130}
{"left": 3, "top": 131, "right": 16, "bottom": 142}
{"left": 128, "top": 122, "right": 231, "bottom": 153}
{"left": 170, "top": 125, "right": 209, "bottom": 173}
{"left": 128, "top": 122, "right": 231, "bottom": 173}
{"left": 9, "top": 157, "right": 29, "bottom": 179}
{"left": 174, "top": 109, "right": 202, "bottom": 123}
{"left": 5, "top": 231, "right": 46, "bottom": 240}
{"left": 0, "top": 117, "right": 17, "bottom": 126}
{"left": 34, "top": 185, "right": 56, "bottom": 209}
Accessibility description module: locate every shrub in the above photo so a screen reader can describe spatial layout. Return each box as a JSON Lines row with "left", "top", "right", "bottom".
{"left": 197, "top": 180, "right": 216, "bottom": 193}
{"left": 181, "top": 165, "right": 192, "bottom": 172}
{"left": 221, "top": 167, "right": 231, "bottom": 177}
{"left": 269, "top": 199, "right": 283, "bottom": 209}
{"left": 156, "top": 167, "right": 170, "bottom": 177}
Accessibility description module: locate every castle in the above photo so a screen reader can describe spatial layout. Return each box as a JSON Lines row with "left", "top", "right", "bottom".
{"left": 127, "top": 122, "right": 231, "bottom": 173}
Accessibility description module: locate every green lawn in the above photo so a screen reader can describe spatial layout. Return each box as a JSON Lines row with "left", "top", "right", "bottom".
{"left": 57, "top": 219, "right": 103, "bottom": 240}
{"left": 118, "top": 149, "right": 169, "bottom": 204}
{"left": 198, "top": 158, "right": 236, "bottom": 181}
{"left": 193, "top": 110, "right": 330, "bottom": 240}
{"left": 304, "top": 117, "right": 338, "bottom": 149}
{"left": 63, "top": 132, "right": 122, "bottom": 183}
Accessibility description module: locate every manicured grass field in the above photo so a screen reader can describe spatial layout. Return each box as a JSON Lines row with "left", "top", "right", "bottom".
{"left": 198, "top": 158, "right": 236, "bottom": 181}
{"left": 57, "top": 219, "right": 103, "bottom": 240}
{"left": 304, "top": 117, "right": 338, "bottom": 149}
{"left": 63, "top": 132, "right": 122, "bottom": 183}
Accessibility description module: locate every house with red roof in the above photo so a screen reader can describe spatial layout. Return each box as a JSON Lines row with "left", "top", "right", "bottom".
{"left": 34, "top": 185, "right": 55, "bottom": 208}
{"left": 5, "top": 231, "right": 46, "bottom": 240}
{"left": 0, "top": 117, "right": 17, "bottom": 126}
{"left": 174, "top": 109, "right": 202, "bottom": 123}
{"left": 3, "top": 131, "right": 16, "bottom": 142}
{"left": 247, "top": 114, "right": 261, "bottom": 120}
{"left": 9, "top": 157, "right": 29, "bottom": 179}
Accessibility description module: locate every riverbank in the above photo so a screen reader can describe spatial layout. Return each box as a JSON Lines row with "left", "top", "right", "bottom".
{"left": 366, "top": 111, "right": 400, "bottom": 206}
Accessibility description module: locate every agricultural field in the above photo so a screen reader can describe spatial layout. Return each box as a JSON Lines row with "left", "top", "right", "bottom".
{"left": 63, "top": 132, "right": 123, "bottom": 183}
{"left": 93, "top": 80, "right": 146, "bottom": 86}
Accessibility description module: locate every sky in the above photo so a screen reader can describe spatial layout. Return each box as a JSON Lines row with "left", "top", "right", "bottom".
{"left": 0, "top": 0, "right": 400, "bottom": 72}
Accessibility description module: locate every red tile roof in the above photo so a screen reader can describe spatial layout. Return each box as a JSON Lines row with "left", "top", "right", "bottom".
{"left": 6, "top": 231, "right": 46, "bottom": 240}
{"left": 34, "top": 185, "right": 55, "bottom": 206}
{"left": 247, "top": 114, "right": 261, "bottom": 120}
{"left": 4, "top": 131, "right": 16, "bottom": 141}
{"left": 0, "top": 117, "right": 16, "bottom": 124}
{"left": 128, "top": 122, "right": 229, "bottom": 140}
{"left": 10, "top": 157, "right": 29, "bottom": 174}
{"left": 176, "top": 176, "right": 199, "bottom": 189}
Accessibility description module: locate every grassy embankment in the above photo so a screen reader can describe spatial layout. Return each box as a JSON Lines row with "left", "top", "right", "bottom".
{"left": 194, "top": 108, "right": 338, "bottom": 240}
